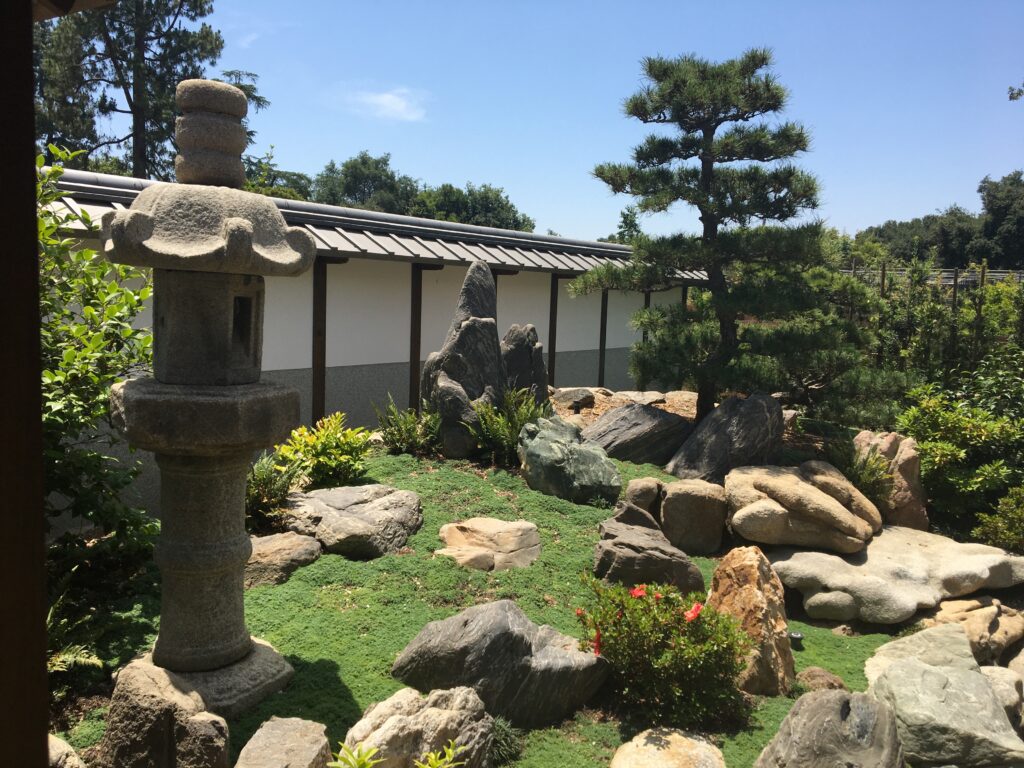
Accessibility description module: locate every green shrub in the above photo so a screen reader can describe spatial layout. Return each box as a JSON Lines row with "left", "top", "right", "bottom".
{"left": 825, "top": 437, "right": 894, "bottom": 510}
{"left": 898, "top": 385, "right": 1024, "bottom": 537}
{"left": 974, "top": 486, "right": 1024, "bottom": 553}
{"left": 954, "top": 344, "right": 1024, "bottom": 422}
{"left": 374, "top": 395, "right": 439, "bottom": 456}
{"left": 329, "top": 741, "right": 465, "bottom": 768}
{"left": 468, "top": 388, "right": 551, "bottom": 467}
{"left": 277, "top": 412, "right": 370, "bottom": 490}
{"left": 245, "top": 452, "right": 298, "bottom": 532}
{"left": 487, "top": 717, "right": 524, "bottom": 766}
{"left": 575, "top": 578, "right": 750, "bottom": 729}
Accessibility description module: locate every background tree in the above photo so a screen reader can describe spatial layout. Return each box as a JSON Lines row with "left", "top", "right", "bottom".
{"left": 311, "top": 151, "right": 419, "bottom": 213}
{"left": 976, "top": 171, "right": 1024, "bottom": 269}
{"left": 572, "top": 49, "right": 820, "bottom": 420}
{"left": 409, "top": 182, "right": 535, "bottom": 231}
{"left": 243, "top": 146, "right": 313, "bottom": 200}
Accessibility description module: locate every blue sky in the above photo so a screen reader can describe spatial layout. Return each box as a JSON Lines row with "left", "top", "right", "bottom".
{"left": 204, "top": 0, "right": 1023, "bottom": 241}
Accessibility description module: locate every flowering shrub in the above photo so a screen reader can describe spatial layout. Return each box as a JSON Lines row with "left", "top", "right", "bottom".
{"left": 576, "top": 578, "right": 750, "bottom": 728}
{"left": 277, "top": 411, "right": 370, "bottom": 489}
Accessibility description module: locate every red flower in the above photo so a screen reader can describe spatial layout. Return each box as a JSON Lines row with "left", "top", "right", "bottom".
{"left": 629, "top": 585, "right": 647, "bottom": 598}
{"left": 684, "top": 601, "right": 704, "bottom": 622}
{"left": 654, "top": 592, "right": 663, "bottom": 601}
{"left": 593, "top": 627, "right": 602, "bottom": 656}
{"left": 575, "top": 607, "right": 585, "bottom": 617}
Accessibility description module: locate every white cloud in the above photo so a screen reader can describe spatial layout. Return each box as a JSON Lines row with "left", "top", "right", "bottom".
{"left": 346, "top": 87, "right": 427, "bottom": 122}
{"left": 237, "top": 32, "right": 260, "bottom": 49}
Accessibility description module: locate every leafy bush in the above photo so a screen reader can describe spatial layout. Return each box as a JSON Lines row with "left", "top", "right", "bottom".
{"left": 974, "top": 486, "right": 1024, "bottom": 553}
{"left": 374, "top": 395, "right": 439, "bottom": 456}
{"left": 277, "top": 412, "right": 370, "bottom": 490}
{"left": 898, "top": 385, "right": 1024, "bottom": 537}
{"left": 575, "top": 578, "right": 749, "bottom": 729}
{"left": 39, "top": 148, "right": 156, "bottom": 590}
{"left": 468, "top": 388, "right": 551, "bottom": 466}
{"left": 825, "top": 437, "right": 894, "bottom": 510}
{"left": 245, "top": 451, "right": 298, "bottom": 532}
{"left": 487, "top": 717, "right": 524, "bottom": 766}
{"left": 954, "top": 344, "right": 1024, "bottom": 422}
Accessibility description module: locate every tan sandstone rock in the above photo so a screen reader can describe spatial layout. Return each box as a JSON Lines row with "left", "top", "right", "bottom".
{"left": 610, "top": 728, "right": 725, "bottom": 768}
{"left": 922, "top": 596, "right": 1024, "bottom": 664}
{"left": 854, "top": 430, "right": 929, "bottom": 529}
{"left": 245, "top": 531, "right": 321, "bottom": 588}
{"left": 661, "top": 479, "right": 728, "bottom": 555}
{"left": 625, "top": 477, "right": 664, "bottom": 519}
{"left": 436, "top": 517, "right": 540, "bottom": 571}
{"left": 708, "top": 546, "right": 794, "bottom": 695}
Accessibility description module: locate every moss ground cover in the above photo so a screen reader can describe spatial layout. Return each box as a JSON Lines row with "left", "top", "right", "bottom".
{"left": 62, "top": 452, "right": 891, "bottom": 767}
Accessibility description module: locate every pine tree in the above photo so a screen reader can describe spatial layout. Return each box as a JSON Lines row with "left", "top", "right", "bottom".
{"left": 572, "top": 49, "right": 820, "bottom": 421}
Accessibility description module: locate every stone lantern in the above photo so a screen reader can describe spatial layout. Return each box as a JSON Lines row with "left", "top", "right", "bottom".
{"left": 101, "top": 80, "right": 316, "bottom": 711}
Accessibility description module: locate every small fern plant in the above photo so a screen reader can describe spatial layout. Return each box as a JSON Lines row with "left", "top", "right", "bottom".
{"left": 468, "top": 387, "right": 551, "bottom": 467}
{"left": 374, "top": 395, "right": 440, "bottom": 456}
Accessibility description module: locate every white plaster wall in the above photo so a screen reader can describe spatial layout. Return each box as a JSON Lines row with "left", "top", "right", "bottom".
{"left": 263, "top": 269, "right": 313, "bottom": 371}
{"left": 496, "top": 270, "right": 551, "bottom": 343}
{"left": 607, "top": 290, "right": 644, "bottom": 348}
{"left": 421, "top": 265, "right": 470, "bottom": 357}
{"left": 556, "top": 282, "right": 602, "bottom": 352}
{"left": 324, "top": 259, "right": 410, "bottom": 367}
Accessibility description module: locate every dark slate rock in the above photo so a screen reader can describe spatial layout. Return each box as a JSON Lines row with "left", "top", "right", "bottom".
{"left": 550, "top": 387, "right": 595, "bottom": 411}
{"left": 448, "top": 260, "right": 497, "bottom": 334}
{"left": 754, "top": 690, "right": 904, "bottom": 768}
{"left": 501, "top": 323, "right": 548, "bottom": 404}
{"left": 594, "top": 517, "right": 705, "bottom": 593}
{"left": 581, "top": 403, "right": 691, "bottom": 465}
{"left": 609, "top": 500, "right": 661, "bottom": 531}
{"left": 517, "top": 417, "right": 621, "bottom": 504}
{"left": 665, "top": 392, "right": 783, "bottom": 483}
{"left": 391, "top": 600, "right": 607, "bottom": 728}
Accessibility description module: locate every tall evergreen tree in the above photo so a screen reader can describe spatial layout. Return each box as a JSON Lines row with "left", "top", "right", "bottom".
{"left": 572, "top": 49, "right": 819, "bottom": 420}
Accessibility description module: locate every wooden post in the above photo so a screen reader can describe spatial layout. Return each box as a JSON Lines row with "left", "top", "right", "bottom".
{"left": 952, "top": 267, "right": 960, "bottom": 311}
{"left": 548, "top": 274, "right": 560, "bottom": 385}
{"left": 642, "top": 290, "right": 651, "bottom": 343}
{"left": 311, "top": 256, "right": 327, "bottom": 424}
{"left": 681, "top": 284, "right": 689, "bottom": 308}
{"left": 880, "top": 262, "right": 887, "bottom": 298}
{"left": 409, "top": 264, "right": 424, "bottom": 411}
{"left": 598, "top": 289, "right": 609, "bottom": 387}
{"left": 3, "top": 2, "right": 48, "bottom": 765}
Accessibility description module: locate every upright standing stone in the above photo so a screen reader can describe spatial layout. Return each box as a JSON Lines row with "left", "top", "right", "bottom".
{"left": 102, "top": 80, "right": 313, "bottom": 708}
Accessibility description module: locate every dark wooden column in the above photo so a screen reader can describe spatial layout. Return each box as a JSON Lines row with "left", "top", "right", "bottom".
{"left": 598, "top": 289, "right": 609, "bottom": 387}
{"left": 409, "top": 263, "right": 444, "bottom": 411}
{"left": 311, "top": 255, "right": 348, "bottom": 424}
{"left": 4, "top": 2, "right": 47, "bottom": 765}
{"left": 642, "top": 290, "right": 651, "bottom": 342}
{"left": 681, "top": 284, "right": 689, "bottom": 308}
{"left": 548, "top": 274, "right": 560, "bottom": 385}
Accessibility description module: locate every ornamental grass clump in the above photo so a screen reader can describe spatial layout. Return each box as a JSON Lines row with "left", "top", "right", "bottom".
{"left": 576, "top": 578, "right": 750, "bottom": 729}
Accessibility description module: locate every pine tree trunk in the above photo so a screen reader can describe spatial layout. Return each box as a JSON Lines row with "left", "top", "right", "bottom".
{"left": 130, "top": 0, "right": 146, "bottom": 178}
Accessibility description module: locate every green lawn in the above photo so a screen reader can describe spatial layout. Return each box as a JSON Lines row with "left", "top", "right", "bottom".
{"left": 63, "top": 452, "right": 893, "bottom": 767}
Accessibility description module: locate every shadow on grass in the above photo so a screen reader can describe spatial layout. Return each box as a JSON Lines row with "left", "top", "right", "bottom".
{"left": 227, "top": 655, "right": 360, "bottom": 762}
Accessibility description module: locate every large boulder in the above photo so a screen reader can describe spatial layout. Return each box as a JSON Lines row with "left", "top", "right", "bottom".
{"left": 517, "top": 416, "right": 621, "bottom": 505}
{"left": 665, "top": 392, "right": 783, "bottom": 482}
{"left": 344, "top": 687, "right": 493, "bottom": 768}
{"left": 624, "top": 477, "right": 663, "bottom": 521}
{"left": 593, "top": 504, "right": 706, "bottom": 594}
{"left": 707, "top": 546, "right": 794, "bottom": 695}
{"left": 501, "top": 324, "right": 547, "bottom": 404}
{"left": 436, "top": 517, "right": 541, "bottom": 571}
{"left": 726, "top": 462, "right": 882, "bottom": 554}
{"left": 421, "top": 262, "right": 506, "bottom": 457}
{"left": 871, "top": 658, "right": 1024, "bottom": 766}
{"left": 769, "top": 526, "right": 1024, "bottom": 624}
{"left": 96, "top": 659, "right": 229, "bottom": 768}
{"left": 864, "top": 623, "right": 979, "bottom": 687}
{"left": 245, "top": 531, "right": 321, "bottom": 588}
{"left": 285, "top": 485, "right": 422, "bottom": 559}
{"left": 235, "top": 717, "right": 331, "bottom": 768}
{"left": 609, "top": 728, "right": 725, "bottom": 768}
{"left": 581, "top": 403, "right": 691, "bottom": 466}
{"left": 660, "top": 479, "right": 728, "bottom": 555}
{"left": 854, "top": 430, "right": 929, "bottom": 529}
{"left": 753, "top": 690, "right": 904, "bottom": 768}
{"left": 391, "top": 600, "right": 607, "bottom": 728}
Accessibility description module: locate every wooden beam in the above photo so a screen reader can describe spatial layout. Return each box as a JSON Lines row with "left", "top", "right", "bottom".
{"left": 3, "top": 2, "right": 48, "bottom": 765}
{"left": 311, "top": 256, "right": 327, "bottom": 423}
{"left": 598, "top": 289, "right": 609, "bottom": 387}
{"left": 548, "top": 274, "right": 560, "bottom": 385}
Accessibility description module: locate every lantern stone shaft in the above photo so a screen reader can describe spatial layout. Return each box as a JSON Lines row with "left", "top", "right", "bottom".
{"left": 102, "top": 79, "right": 315, "bottom": 690}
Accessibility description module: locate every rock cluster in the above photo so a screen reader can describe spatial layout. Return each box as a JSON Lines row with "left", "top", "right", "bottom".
{"left": 666, "top": 392, "right": 783, "bottom": 482}
{"left": 285, "top": 484, "right": 423, "bottom": 559}
{"left": 517, "top": 416, "right": 621, "bottom": 504}
{"left": 727, "top": 461, "right": 882, "bottom": 554}
{"left": 344, "top": 687, "right": 494, "bottom": 768}
{"left": 391, "top": 600, "right": 607, "bottom": 728}
{"left": 769, "top": 526, "right": 1024, "bottom": 623}
{"left": 854, "top": 429, "right": 929, "bottom": 529}
{"left": 581, "top": 403, "right": 691, "bottom": 466}
{"left": 921, "top": 595, "right": 1024, "bottom": 665}
{"left": 436, "top": 517, "right": 541, "bottom": 571}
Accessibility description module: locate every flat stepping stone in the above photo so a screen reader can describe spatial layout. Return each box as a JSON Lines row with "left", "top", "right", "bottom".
{"left": 436, "top": 517, "right": 540, "bottom": 571}
{"left": 245, "top": 532, "right": 321, "bottom": 588}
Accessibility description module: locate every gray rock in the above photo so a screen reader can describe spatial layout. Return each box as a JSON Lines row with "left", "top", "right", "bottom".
{"left": 665, "top": 392, "right": 783, "bottom": 483}
{"left": 436, "top": 517, "right": 541, "bottom": 571}
{"left": 245, "top": 532, "right": 321, "bottom": 588}
{"left": 421, "top": 263, "right": 506, "bottom": 458}
{"left": 865, "top": 624, "right": 979, "bottom": 687}
{"left": 286, "top": 485, "right": 423, "bottom": 559}
{"left": 610, "top": 728, "right": 725, "bottom": 768}
{"left": 97, "top": 659, "right": 229, "bottom": 768}
{"left": 48, "top": 735, "right": 86, "bottom": 768}
{"left": 344, "top": 687, "right": 493, "bottom": 768}
{"left": 581, "top": 403, "right": 692, "bottom": 466}
{"left": 235, "top": 716, "right": 331, "bottom": 768}
{"left": 769, "top": 526, "right": 1024, "bottom": 624}
{"left": 660, "top": 479, "right": 728, "bottom": 555}
{"left": 854, "top": 430, "right": 929, "bottom": 530}
{"left": 391, "top": 600, "right": 607, "bottom": 728}
{"left": 871, "top": 658, "right": 1024, "bottom": 766}
{"left": 501, "top": 324, "right": 548, "bottom": 404}
{"left": 550, "top": 387, "right": 595, "bottom": 411}
{"left": 517, "top": 416, "right": 621, "bottom": 504}
{"left": 594, "top": 514, "right": 706, "bottom": 594}
{"left": 754, "top": 690, "right": 904, "bottom": 768}
{"left": 616, "top": 390, "right": 667, "bottom": 406}
{"left": 981, "top": 666, "right": 1024, "bottom": 728}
